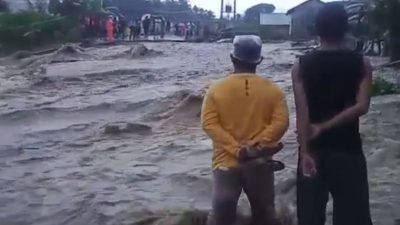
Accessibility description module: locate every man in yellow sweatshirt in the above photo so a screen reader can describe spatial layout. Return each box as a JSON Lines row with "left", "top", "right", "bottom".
{"left": 201, "top": 35, "right": 289, "bottom": 225}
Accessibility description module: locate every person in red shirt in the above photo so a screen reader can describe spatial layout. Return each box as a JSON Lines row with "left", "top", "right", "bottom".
{"left": 106, "top": 16, "right": 114, "bottom": 42}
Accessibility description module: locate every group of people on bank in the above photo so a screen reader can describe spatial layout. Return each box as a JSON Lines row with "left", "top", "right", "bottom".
{"left": 83, "top": 13, "right": 204, "bottom": 42}
{"left": 83, "top": 15, "right": 129, "bottom": 42}
{"left": 82, "top": 14, "right": 166, "bottom": 41}
{"left": 201, "top": 3, "right": 373, "bottom": 225}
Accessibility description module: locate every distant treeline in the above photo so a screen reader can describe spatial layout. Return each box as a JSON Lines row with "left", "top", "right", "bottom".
{"left": 101, "top": 0, "right": 215, "bottom": 22}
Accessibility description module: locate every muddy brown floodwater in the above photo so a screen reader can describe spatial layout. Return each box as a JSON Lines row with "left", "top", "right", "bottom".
{"left": 0, "top": 42, "right": 399, "bottom": 225}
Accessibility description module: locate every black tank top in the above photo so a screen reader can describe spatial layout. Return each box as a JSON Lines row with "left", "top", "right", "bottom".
{"left": 299, "top": 50, "right": 364, "bottom": 154}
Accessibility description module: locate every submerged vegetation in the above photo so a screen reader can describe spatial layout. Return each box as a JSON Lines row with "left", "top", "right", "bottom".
{"left": 0, "top": 12, "right": 79, "bottom": 51}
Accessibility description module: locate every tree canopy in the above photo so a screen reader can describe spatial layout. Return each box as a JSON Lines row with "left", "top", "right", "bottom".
{"left": 0, "top": 0, "right": 9, "bottom": 12}
{"left": 244, "top": 3, "right": 275, "bottom": 24}
{"left": 103, "top": 0, "right": 215, "bottom": 22}
{"left": 348, "top": 0, "right": 400, "bottom": 61}
{"left": 371, "top": 0, "right": 400, "bottom": 61}
{"left": 49, "top": 0, "right": 105, "bottom": 15}
{"left": 48, "top": 0, "right": 214, "bottom": 22}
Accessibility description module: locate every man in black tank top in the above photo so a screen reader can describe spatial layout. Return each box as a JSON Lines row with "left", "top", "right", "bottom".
{"left": 292, "top": 3, "right": 373, "bottom": 225}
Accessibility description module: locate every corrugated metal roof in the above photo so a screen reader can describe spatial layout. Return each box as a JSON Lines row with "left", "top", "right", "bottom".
{"left": 260, "top": 13, "right": 291, "bottom": 25}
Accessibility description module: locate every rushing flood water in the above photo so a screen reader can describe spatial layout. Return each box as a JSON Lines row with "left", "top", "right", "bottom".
{"left": 0, "top": 42, "right": 399, "bottom": 225}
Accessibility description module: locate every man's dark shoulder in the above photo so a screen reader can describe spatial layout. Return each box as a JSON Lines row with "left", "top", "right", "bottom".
{"left": 301, "top": 49, "right": 362, "bottom": 59}
{"left": 299, "top": 49, "right": 363, "bottom": 69}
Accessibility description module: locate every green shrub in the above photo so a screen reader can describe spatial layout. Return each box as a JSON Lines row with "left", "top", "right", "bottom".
{"left": 0, "top": 11, "right": 80, "bottom": 51}
{"left": 372, "top": 77, "right": 400, "bottom": 96}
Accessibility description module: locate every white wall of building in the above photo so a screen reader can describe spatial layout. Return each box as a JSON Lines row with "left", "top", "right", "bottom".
{"left": 260, "top": 13, "right": 291, "bottom": 26}
{"left": 4, "top": 0, "right": 28, "bottom": 12}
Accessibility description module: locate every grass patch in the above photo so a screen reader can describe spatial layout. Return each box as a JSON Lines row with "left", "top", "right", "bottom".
{"left": 372, "top": 77, "right": 400, "bottom": 96}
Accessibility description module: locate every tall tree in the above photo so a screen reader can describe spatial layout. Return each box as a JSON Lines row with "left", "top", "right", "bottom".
{"left": 193, "top": 5, "right": 199, "bottom": 14}
{"left": 57, "top": 0, "right": 86, "bottom": 16}
{"left": 370, "top": 0, "right": 400, "bottom": 61}
{"left": 0, "top": 0, "right": 9, "bottom": 12}
{"left": 35, "top": 0, "right": 48, "bottom": 13}
{"left": 207, "top": 10, "right": 215, "bottom": 18}
{"left": 244, "top": 3, "right": 275, "bottom": 24}
{"left": 86, "top": 0, "right": 103, "bottom": 11}
{"left": 103, "top": 0, "right": 213, "bottom": 22}
{"left": 48, "top": 0, "right": 60, "bottom": 14}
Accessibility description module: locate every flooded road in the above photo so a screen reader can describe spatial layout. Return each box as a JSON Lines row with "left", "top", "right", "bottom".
{"left": 0, "top": 42, "right": 399, "bottom": 225}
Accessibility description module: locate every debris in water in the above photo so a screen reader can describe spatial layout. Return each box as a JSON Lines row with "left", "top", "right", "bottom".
{"left": 104, "top": 122, "right": 152, "bottom": 135}
{"left": 50, "top": 44, "right": 91, "bottom": 63}
{"left": 18, "top": 44, "right": 91, "bottom": 75}
{"left": 216, "top": 38, "right": 233, "bottom": 43}
{"left": 32, "top": 65, "right": 47, "bottom": 76}
{"left": 129, "top": 44, "right": 162, "bottom": 58}
{"left": 12, "top": 50, "right": 32, "bottom": 60}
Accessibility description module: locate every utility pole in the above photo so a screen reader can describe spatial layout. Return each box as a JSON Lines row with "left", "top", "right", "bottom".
{"left": 220, "top": 0, "right": 224, "bottom": 20}
{"left": 233, "top": 0, "right": 237, "bottom": 20}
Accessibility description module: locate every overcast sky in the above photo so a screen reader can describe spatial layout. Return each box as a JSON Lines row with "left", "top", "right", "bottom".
{"left": 189, "top": 0, "right": 329, "bottom": 15}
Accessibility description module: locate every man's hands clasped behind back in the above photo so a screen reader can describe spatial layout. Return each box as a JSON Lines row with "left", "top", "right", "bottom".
{"left": 238, "top": 142, "right": 284, "bottom": 161}
{"left": 237, "top": 142, "right": 285, "bottom": 171}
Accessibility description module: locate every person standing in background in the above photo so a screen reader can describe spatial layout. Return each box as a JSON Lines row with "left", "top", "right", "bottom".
{"left": 202, "top": 35, "right": 289, "bottom": 225}
{"left": 119, "top": 18, "right": 127, "bottom": 40}
{"left": 106, "top": 16, "right": 114, "bottom": 42}
{"left": 160, "top": 19, "right": 166, "bottom": 39}
{"left": 166, "top": 19, "right": 171, "bottom": 33}
{"left": 143, "top": 16, "right": 150, "bottom": 38}
{"left": 292, "top": 3, "right": 373, "bottom": 225}
{"left": 175, "top": 23, "right": 179, "bottom": 36}
{"left": 136, "top": 19, "right": 142, "bottom": 38}
{"left": 112, "top": 17, "right": 118, "bottom": 38}
{"left": 128, "top": 19, "right": 136, "bottom": 41}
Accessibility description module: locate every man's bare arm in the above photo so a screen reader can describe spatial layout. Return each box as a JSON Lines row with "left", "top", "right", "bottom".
{"left": 318, "top": 57, "right": 372, "bottom": 131}
{"left": 292, "top": 60, "right": 311, "bottom": 154}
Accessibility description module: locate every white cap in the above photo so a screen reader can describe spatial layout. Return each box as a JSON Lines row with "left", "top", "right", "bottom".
{"left": 231, "top": 35, "right": 263, "bottom": 64}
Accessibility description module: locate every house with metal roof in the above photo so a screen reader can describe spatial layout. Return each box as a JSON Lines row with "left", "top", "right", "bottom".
{"left": 259, "top": 13, "right": 291, "bottom": 40}
{"left": 286, "top": 0, "right": 325, "bottom": 40}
